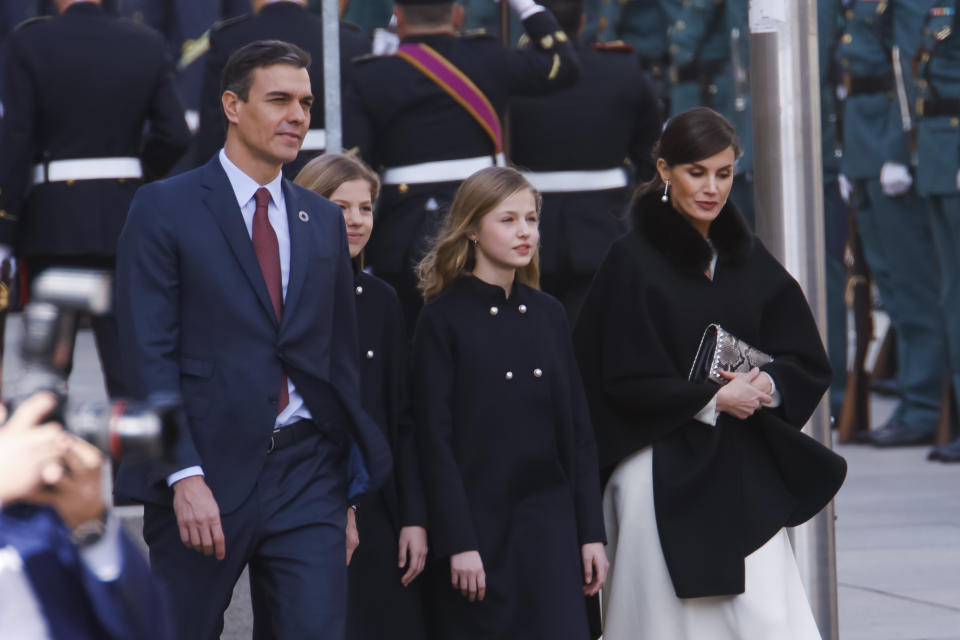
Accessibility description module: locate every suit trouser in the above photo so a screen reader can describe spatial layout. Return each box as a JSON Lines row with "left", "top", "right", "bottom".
{"left": 924, "top": 194, "right": 960, "bottom": 409}
{"left": 852, "top": 179, "right": 944, "bottom": 432}
{"left": 143, "top": 431, "right": 348, "bottom": 640}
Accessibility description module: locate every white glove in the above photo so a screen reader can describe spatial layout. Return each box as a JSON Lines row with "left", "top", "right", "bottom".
{"left": 838, "top": 174, "right": 853, "bottom": 205}
{"left": 956, "top": 168, "right": 960, "bottom": 192}
{"left": 0, "top": 244, "right": 16, "bottom": 287}
{"left": 507, "top": 0, "right": 544, "bottom": 20}
{"left": 879, "top": 162, "right": 913, "bottom": 197}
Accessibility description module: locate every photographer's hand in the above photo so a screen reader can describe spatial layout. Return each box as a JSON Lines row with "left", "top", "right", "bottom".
{"left": 172, "top": 476, "right": 226, "bottom": 560}
{"left": 30, "top": 436, "right": 106, "bottom": 530}
{"left": 0, "top": 393, "right": 70, "bottom": 504}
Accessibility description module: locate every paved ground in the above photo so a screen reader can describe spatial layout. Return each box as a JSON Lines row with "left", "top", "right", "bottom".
{"left": 5, "top": 319, "right": 960, "bottom": 638}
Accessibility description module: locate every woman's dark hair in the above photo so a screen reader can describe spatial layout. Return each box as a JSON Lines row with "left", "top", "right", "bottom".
{"left": 221, "top": 40, "right": 311, "bottom": 102}
{"left": 636, "top": 107, "right": 742, "bottom": 199}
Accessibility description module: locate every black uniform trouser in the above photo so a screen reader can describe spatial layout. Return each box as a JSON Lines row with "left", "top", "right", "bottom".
{"left": 25, "top": 255, "right": 127, "bottom": 398}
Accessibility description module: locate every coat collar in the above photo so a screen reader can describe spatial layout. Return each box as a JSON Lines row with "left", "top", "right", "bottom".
{"left": 454, "top": 273, "right": 528, "bottom": 303}
{"left": 633, "top": 190, "right": 753, "bottom": 276}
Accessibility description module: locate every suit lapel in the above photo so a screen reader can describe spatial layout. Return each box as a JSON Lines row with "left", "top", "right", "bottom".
{"left": 281, "top": 178, "right": 309, "bottom": 330}
{"left": 200, "top": 158, "right": 279, "bottom": 328}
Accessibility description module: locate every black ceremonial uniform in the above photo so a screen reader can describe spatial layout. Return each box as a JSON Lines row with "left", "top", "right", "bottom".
{"left": 194, "top": 1, "right": 372, "bottom": 177}
{"left": 0, "top": 3, "right": 189, "bottom": 397}
{"left": 347, "top": 270, "right": 427, "bottom": 640}
{"left": 511, "top": 41, "right": 661, "bottom": 322}
{"left": 352, "top": 8, "right": 581, "bottom": 329}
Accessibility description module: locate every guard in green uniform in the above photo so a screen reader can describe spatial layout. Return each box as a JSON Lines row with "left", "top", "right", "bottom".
{"left": 840, "top": 0, "right": 944, "bottom": 446}
{"left": 821, "top": 0, "right": 850, "bottom": 418}
{"left": 911, "top": 0, "right": 960, "bottom": 460}
{"left": 339, "top": 0, "right": 394, "bottom": 32}
{"left": 662, "top": 0, "right": 755, "bottom": 226}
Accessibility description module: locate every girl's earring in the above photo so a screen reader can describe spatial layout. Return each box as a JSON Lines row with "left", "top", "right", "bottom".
{"left": 661, "top": 180, "right": 670, "bottom": 203}
{"left": 473, "top": 238, "right": 479, "bottom": 247}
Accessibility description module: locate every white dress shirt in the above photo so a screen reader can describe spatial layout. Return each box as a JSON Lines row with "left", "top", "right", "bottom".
{"left": 166, "top": 149, "right": 314, "bottom": 487}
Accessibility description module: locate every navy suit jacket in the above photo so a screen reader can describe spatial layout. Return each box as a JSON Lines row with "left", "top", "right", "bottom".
{"left": 114, "top": 156, "right": 392, "bottom": 512}
{"left": 0, "top": 505, "right": 170, "bottom": 640}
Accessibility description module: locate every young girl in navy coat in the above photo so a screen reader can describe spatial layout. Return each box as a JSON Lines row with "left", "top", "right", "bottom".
{"left": 413, "top": 166, "right": 607, "bottom": 639}
{"left": 296, "top": 154, "right": 427, "bottom": 640}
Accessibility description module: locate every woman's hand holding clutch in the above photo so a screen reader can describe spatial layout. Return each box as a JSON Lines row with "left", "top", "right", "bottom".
{"left": 716, "top": 368, "right": 772, "bottom": 419}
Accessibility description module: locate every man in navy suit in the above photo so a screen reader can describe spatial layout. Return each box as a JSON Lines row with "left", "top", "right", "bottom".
{"left": 114, "top": 40, "right": 392, "bottom": 639}
{"left": 0, "top": 393, "right": 171, "bottom": 640}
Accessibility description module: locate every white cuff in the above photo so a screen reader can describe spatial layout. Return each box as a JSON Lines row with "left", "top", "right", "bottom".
{"left": 167, "top": 466, "right": 204, "bottom": 487}
{"left": 694, "top": 395, "right": 719, "bottom": 426}
{"left": 509, "top": 0, "right": 543, "bottom": 20}
{"left": 762, "top": 373, "right": 782, "bottom": 408}
{"left": 79, "top": 516, "right": 122, "bottom": 582}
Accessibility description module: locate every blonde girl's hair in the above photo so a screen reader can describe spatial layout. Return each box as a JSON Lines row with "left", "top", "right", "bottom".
{"left": 294, "top": 153, "right": 380, "bottom": 270}
{"left": 417, "top": 166, "right": 541, "bottom": 300}
{"left": 294, "top": 153, "right": 381, "bottom": 202}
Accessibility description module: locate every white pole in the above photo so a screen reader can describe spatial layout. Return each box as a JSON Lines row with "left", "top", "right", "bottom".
{"left": 748, "top": 0, "right": 840, "bottom": 637}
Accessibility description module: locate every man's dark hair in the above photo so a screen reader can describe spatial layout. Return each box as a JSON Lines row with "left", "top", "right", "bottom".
{"left": 540, "top": 0, "right": 582, "bottom": 38}
{"left": 398, "top": 3, "right": 456, "bottom": 28}
{"left": 221, "top": 40, "right": 311, "bottom": 102}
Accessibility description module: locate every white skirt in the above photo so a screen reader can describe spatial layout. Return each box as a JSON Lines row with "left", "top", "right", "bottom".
{"left": 601, "top": 447, "right": 822, "bottom": 640}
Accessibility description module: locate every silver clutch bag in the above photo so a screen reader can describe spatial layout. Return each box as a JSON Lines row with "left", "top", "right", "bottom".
{"left": 688, "top": 323, "right": 774, "bottom": 385}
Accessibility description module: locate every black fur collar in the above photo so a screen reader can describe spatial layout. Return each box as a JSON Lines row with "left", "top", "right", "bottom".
{"left": 633, "top": 190, "right": 754, "bottom": 276}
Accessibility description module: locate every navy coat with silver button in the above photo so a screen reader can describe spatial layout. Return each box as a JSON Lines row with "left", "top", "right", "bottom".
{"left": 412, "top": 275, "right": 605, "bottom": 638}
{"left": 347, "top": 269, "right": 426, "bottom": 639}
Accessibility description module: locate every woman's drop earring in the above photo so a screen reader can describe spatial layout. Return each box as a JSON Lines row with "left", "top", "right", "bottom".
{"left": 661, "top": 180, "right": 670, "bottom": 203}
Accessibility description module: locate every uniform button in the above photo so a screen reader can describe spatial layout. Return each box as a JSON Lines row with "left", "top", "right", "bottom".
{"left": 0, "top": 210, "right": 6, "bottom": 219}
{"left": 66, "top": 179, "right": 75, "bottom": 187}
{"left": 533, "top": 368, "right": 543, "bottom": 378}
{"left": 489, "top": 306, "right": 499, "bottom": 316}
{"left": 951, "top": 118, "right": 960, "bottom": 128}
{"left": 518, "top": 304, "right": 527, "bottom": 314}
{"left": 366, "top": 350, "right": 375, "bottom": 359}
{"left": 842, "top": 33, "right": 852, "bottom": 44}
{"left": 675, "top": 20, "right": 686, "bottom": 30}
{"left": 398, "top": 183, "right": 409, "bottom": 194}
{"left": 505, "top": 371, "right": 514, "bottom": 380}
{"left": 355, "top": 285, "right": 363, "bottom": 295}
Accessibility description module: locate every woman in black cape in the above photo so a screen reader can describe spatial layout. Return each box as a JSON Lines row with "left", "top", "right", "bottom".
{"left": 295, "top": 154, "right": 428, "bottom": 640}
{"left": 573, "top": 107, "right": 847, "bottom": 639}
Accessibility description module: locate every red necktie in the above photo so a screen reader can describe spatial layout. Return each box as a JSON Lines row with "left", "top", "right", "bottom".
{"left": 252, "top": 187, "right": 289, "bottom": 413}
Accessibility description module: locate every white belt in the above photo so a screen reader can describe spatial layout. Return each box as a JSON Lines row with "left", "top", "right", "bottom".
{"left": 32, "top": 157, "right": 142, "bottom": 185}
{"left": 522, "top": 167, "right": 629, "bottom": 193}
{"left": 383, "top": 154, "right": 507, "bottom": 185}
{"left": 300, "top": 129, "right": 327, "bottom": 152}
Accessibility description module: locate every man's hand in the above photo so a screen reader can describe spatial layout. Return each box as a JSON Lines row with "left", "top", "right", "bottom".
{"left": 172, "top": 475, "right": 225, "bottom": 560}
{"left": 32, "top": 437, "right": 106, "bottom": 531}
{"left": 581, "top": 542, "right": 608, "bottom": 596}
{"left": 346, "top": 507, "right": 359, "bottom": 566}
{"left": 398, "top": 525, "right": 428, "bottom": 587}
{"left": 0, "top": 393, "right": 70, "bottom": 504}
{"left": 450, "top": 550, "right": 486, "bottom": 602}
{"left": 716, "top": 368, "right": 773, "bottom": 419}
